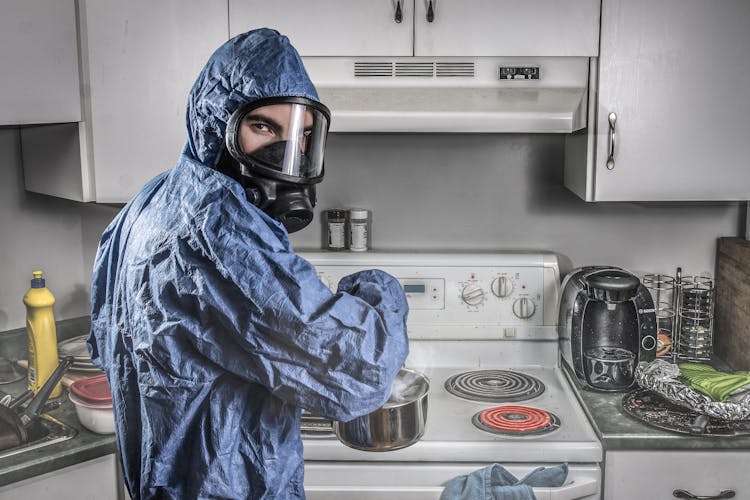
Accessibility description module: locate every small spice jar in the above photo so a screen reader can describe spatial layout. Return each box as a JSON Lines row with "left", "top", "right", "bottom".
{"left": 325, "top": 209, "right": 347, "bottom": 251}
{"left": 348, "top": 208, "right": 370, "bottom": 252}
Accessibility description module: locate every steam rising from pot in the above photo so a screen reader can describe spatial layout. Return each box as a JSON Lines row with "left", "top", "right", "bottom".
{"left": 385, "top": 369, "right": 429, "bottom": 407}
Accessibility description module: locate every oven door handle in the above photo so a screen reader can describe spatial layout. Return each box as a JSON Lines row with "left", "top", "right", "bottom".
{"left": 305, "top": 477, "right": 600, "bottom": 500}
{"left": 540, "top": 477, "right": 600, "bottom": 500}
{"left": 305, "top": 487, "right": 445, "bottom": 499}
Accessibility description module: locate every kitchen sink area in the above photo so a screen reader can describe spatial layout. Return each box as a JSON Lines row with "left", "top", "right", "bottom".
{"left": 0, "top": 411, "right": 77, "bottom": 460}
{"left": 0, "top": 318, "right": 117, "bottom": 491}
{"left": 0, "top": 391, "right": 117, "bottom": 495}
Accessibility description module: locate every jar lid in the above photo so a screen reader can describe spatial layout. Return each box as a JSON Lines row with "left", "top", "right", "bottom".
{"left": 69, "top": 374, "right": 112, "bottom": 406}
{"left": 326, "top": 209, "right": 347, "bottom": 219}
{"left": 349, "top": 208, "right": 368, "bottom": 219}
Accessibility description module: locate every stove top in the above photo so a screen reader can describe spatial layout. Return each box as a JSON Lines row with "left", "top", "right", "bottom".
{"left": 302, "top": 360, "right": 602, "bottom": 463}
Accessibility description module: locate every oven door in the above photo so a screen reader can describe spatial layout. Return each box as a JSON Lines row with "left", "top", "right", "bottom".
{"left": 305, "top": 462, "right": 601, "bottom": 500}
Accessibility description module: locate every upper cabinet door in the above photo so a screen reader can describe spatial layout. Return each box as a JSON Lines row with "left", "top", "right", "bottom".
{"left": 81, "top": 0, "right": 228, "bottom": 202}
{"left": 0, "top": 0, "right": 81, "bottom": 125}
{"left": 593, "top": 0, "right": 750, "bottom": 201}
{"left": 229, "top": 0, "right": 414, "bottom": 57}
{"left": 413, "top": 0, "right": 600, "bottom": 57}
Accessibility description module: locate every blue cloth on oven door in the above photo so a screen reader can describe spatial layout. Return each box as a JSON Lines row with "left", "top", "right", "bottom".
{"left": 87, "top": 28, "right": 409, "bottom": 500}
{"left": 440, "top": 463, "right": 568, "bottom": 500}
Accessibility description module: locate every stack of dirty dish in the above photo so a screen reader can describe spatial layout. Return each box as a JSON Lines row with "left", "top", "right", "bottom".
{"left": 58, "top": 335, "right": 102, "bottom": 373}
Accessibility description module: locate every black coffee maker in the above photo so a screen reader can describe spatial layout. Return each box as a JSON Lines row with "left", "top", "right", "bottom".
{"left": 559, "top": 267, "right": 657, "bottom": 392}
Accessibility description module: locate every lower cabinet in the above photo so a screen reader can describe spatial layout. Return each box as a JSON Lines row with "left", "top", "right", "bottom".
{"left": 0, "top": 454, "right": 123, "bottom": 499}
{"left": 604, "top": 450, "right": 747, "bottom": 499}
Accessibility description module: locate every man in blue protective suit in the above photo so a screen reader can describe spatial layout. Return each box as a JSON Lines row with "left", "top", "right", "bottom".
{"left": 87, "top": 29, "right": 409, "bottom": 499}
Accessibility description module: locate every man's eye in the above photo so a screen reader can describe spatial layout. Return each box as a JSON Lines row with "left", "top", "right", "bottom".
{"left": 251, "top": 122, "right": 273, "bottom": 134}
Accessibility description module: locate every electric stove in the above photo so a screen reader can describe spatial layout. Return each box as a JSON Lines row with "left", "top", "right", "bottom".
{"left": 299, "top": 252, "right": 602, "bottom": 499}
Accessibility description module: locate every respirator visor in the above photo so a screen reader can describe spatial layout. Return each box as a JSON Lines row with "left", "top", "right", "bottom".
{"left": 226, "top": 96, "right": 330, "bottom": 183}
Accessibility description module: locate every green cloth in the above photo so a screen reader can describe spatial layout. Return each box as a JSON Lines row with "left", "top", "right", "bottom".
{"left": 678, "top": 363, "right": 750, "bottom": 402}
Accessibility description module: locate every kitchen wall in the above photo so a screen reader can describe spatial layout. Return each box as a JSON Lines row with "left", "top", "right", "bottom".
{"left": 0, "top": 128, "right": 113, "bottom": 332}
{"left": 304, "top": 133, "right": 741, "bottom": 274}
{"left": 0, "top": 129, "right": 742, "bottom": 330}
{"left": 0, "top": 127, "right": 83, "bottom": 329}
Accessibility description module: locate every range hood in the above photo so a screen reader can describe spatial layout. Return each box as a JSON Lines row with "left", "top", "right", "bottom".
{"left": 303, "top": 57, "right": 591, "bottom": 133}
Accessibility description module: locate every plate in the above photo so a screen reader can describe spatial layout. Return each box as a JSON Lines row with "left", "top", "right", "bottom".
{"left": 68, "top": 365, "right": 103, "bottom": 374}
{"left": 58, "top": 335, "right": 91, "bottom": 361}
{"left": 69, "top": 360, "right": 96, "bottom": 368}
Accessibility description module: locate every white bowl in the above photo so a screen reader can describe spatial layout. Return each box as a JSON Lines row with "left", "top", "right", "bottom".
{"left": 68, "top": 392, "right": 115, "bottom": 434}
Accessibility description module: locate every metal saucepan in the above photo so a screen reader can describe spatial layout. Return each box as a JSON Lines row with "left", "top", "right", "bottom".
{"left": 0, "top": 357, "right": 73, "bottom": 452}
{"left": 334, "top": 368, "right": 429, "bottom": 452}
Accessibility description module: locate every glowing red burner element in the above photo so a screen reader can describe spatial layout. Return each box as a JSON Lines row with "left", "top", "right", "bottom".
{"left": 472, "top": 405, "right": 560, "bottom": 436}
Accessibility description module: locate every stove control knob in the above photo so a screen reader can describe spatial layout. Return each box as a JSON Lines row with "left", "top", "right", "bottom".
{"left": 491, "top": 276, "right": 513, "bottom": 298}
{"left": 461, "top": 283, "right": 485, "bottom": 306}
{"left": 512, "top": 297, "right": 536, "bottom": 319}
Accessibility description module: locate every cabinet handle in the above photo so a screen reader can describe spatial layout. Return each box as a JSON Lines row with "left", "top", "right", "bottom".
{"left": 426, "top": 0, "right": 435, "bottom": 22}
{"left": 673, "top": 489, "right": 736, "bottom": 499}
{"left": 394, "top": 0, "right": 402, "bottom": 23}
{"left": 606, "top": 112, "right": 617, "bottom": 170}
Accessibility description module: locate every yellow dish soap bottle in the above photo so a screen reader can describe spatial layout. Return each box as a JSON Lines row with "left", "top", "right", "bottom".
{"left": 23, "top": 270, "right": 61, "bottom": 397}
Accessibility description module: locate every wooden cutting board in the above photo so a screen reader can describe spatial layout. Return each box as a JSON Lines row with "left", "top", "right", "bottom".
{"left": 714, "top": 237, "right": 750, "bottom": 370}
{"left": 15, "top": 360, "right": 102, "bottom": 388}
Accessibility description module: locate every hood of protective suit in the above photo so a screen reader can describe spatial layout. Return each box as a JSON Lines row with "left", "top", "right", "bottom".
{"left": 183, "top": 29, "right": 320, "bottom": 169}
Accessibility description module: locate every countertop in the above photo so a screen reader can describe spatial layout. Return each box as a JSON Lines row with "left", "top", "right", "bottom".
{"left": 563, "top": 360, "right": 750, "bottom": 452}
{"left": 3, "top": 316, "right": 750, "bottom": 487}
{"left": 0, "top": 317, "right": 117, "bottom": 488}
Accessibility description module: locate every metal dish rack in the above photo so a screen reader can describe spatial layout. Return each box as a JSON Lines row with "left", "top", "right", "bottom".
{"left": 674, "top": 275, "right": 715, "bottom": 361}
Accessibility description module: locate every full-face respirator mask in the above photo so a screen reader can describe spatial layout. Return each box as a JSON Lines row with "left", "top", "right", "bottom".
{"left": 218, "top": 96, "right": 330, "bottom": 233}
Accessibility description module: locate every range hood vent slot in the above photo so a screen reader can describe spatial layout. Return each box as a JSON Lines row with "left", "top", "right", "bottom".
{"left": 436, "top": 62, "right": 475, "bottom": 77}
{"left": 395, "top": 62, "right": 435, "bottom": 77}
{"left": 354, "top": 62, "right": 394, "bottom": 77}
{"left": 354, "top": 61, "right": 476, "bottom": 78}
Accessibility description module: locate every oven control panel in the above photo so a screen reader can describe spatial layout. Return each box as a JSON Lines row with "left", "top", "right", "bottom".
{"left": 400, "top": 278, "right": 445, "bottom": 310}
{"left": 302, "top": 252, "right": 560, "bottom": 340}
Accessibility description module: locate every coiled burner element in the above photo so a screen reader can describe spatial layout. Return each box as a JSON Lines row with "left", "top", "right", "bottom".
{"left": 444, "top": 370, "right": 545, "bottom": 403}
{"left": 472, "top": 405, "right": 561, "bottom": 436}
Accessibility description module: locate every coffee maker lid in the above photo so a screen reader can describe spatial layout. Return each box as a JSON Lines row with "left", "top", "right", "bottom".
{"left": 583, "top": 269, "right": 640, "bottom": 303}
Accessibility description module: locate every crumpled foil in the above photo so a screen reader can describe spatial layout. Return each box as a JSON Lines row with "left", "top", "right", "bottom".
{"left": 636, "top": 359, "right": 750, "bottom": 421}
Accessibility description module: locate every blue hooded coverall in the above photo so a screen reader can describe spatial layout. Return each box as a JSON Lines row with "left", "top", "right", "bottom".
{"left": 88, "top": 29, "right": 409, "bottom": 499}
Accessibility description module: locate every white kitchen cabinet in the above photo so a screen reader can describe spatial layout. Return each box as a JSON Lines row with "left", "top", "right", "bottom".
{"left": 229, "top": 1, "right": 414, "bottom": 57}
{"left": 0, "top": 454, "right": 120, "bottom": 499}
{"left": 565, "top": 0, "right": 750, "bottom": 201}
{"left": 229, "top": 1, "right": 600, "bottom": 57}
{"left": 413, "top": 0, "right": 599, "bottom": 57}
{"left": 21, "top": 1, "right": 228, "bottom": 203}
{"left": 79, "top": 0, "right": 228, "bottom": 203}
{"left": 0, "top": 0, "right": 81, "bottom": 125}
{"left": 604, "top": 450, "right": 747, "bottom": 499}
